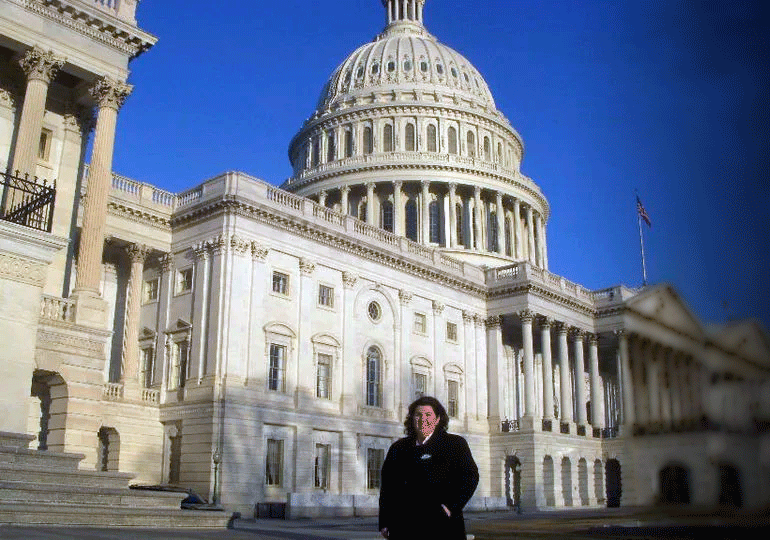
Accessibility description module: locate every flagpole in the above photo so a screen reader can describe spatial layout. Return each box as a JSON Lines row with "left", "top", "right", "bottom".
{"left": 638, "top": 212, "right": 647, "bottom": 287}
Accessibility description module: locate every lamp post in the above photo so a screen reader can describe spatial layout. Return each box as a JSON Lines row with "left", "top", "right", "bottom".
{"left": 212, "top": 449, "right": 222, "bottom": 505}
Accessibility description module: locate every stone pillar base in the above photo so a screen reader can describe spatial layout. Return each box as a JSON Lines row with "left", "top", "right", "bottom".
{"left": 519, "top": 415, "right": 537, "bottom": 432}
{"left": 72, "top": 291, "right": 108, "bottom": 328}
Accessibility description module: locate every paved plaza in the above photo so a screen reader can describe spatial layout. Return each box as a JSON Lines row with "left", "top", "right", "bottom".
{"left": 1, "top": 508, "right": 768, "bottom": 540}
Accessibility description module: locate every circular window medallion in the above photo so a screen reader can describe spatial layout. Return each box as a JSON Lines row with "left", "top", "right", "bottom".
{"left": 368, "top": 301, "right": 382, "bottom": 322}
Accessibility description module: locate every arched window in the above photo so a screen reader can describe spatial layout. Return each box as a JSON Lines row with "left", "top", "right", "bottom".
{"left": 327, "top": 132, "right": 335, "bottom": 162}
{"left": 405, "top": 123, "right": 416, "bottom": 151}
{"left": 483, "top": 136, "right": 491, "bottom": 161}
{"left": 405, "top": 199, "right": 418, "bottom": 242}
{"left": 467, "top": 131, "right": 476, "bottom": 157}
{"left": 344, "top": 128, "right": 353, "bottom": 158}
{"left": 429, "top": 200, "right": 441, "bottom": 244}
{"left": 363, "top": 126, "right": 373, "bottom": 154}
{"left": 383, "top": 124, "right": 394, "bottom": 152}
{"left": 448, "top": 126, "right": 458, "bottom": 154}
{"left": 505, "top": 217, "right": 512, "bottom": 256}
{"left": 381, "top": 200, "right": 394, "bottom": 232}
{"left": 427, "top": 124, "right": 437, "bottom": 152}
{"left": 311, "top": 137, "right": 320, "bottom": 167}
{"left": 497, "top": 142, "right": 503, "bottom": 165}
{"left": 488, "top": 211, "right": 497, "bottom": 251}
{"left": 456, "top": 203, "right": 464, "bottom": 247}
{"left": 366, "top": 346, "right": 382, "bottom": 407}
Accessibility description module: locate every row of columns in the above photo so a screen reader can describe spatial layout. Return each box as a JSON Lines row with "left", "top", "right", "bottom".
{"left": 491, "top": 311, "right": 606, "bottom": 429}
{"left": 317, "top": 182, "right": 548, "bottom": 267}
{"left": 616, "top": 331, "right": 705, "bottom": 430}
{"left": 385, "top": 0, "right": 425, "bottom": 24}
{"left": 9, "top": 46, "right": 132, "bottom": 319}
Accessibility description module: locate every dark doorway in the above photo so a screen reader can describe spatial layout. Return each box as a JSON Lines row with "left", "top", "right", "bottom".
{"left": 660, "top": 464, "right": 690, "bottom": 504}
{"left": 605, "top": 458, "right": 622, "bottom": 507}
{"left": 718, "top": 463, "right": 742, "bottom": 508}
{"left": 505, "top": 456, "right": 522, "bottom": 512}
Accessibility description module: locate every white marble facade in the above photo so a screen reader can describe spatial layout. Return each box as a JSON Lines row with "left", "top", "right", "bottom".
{"left": 1, "top": 0, "right": 769, "bottom": 519}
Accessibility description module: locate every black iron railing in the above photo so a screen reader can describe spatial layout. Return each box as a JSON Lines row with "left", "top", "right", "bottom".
{"left": 0, "top": 170, "right": 56, "bottom": 232}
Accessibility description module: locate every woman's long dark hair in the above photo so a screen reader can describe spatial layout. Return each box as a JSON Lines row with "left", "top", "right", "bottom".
{"left": 404, "top": 396, "right": 449, "bottom": 438}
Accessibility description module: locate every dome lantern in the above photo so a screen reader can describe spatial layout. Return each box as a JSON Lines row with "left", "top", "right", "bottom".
{"left": 382, "top": 0, "right": 426, "bottom": 27}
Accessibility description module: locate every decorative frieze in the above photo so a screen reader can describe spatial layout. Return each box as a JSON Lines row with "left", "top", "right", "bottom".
{"left": 0, "top": 252, "right": 47, "bottom": 287}
{"left": 485, "top": 315, "right": 502, "bottom": 328}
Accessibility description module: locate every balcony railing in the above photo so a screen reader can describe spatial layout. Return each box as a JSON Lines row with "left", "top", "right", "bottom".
{"left": 1, "top": 171, "right": 56, "bottom": 232}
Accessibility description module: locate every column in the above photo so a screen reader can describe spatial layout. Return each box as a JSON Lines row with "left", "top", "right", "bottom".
{"left": 122, "top": 243, "right": 150, "bottom": 386}
{"left": 534, "top": 212, "right": 543, "bottom": 267}
{"left": 485, "top": 315, "right": 505, "bottom": 425}
{"left": 448, "top": 183, "right": 457, "bottom": 248}
{"left": 393, "top": 181, "right": 403, "bottom": 236}
{"left": 632, "top": 339, "right": 649, "bottom": 427}
{"left": 572, "top": 329, "right": 587, "bottom": 426}
{"left": 588, "top": 334, "right": 604, "bottom": 428}
{"left": 341, "top": 272, "right": 358, "bottom": 414}
{"left": 9, "top": 47, "right": 63, "bottom": 178}
{"left": 660, "top": 348, "right": 673, "bottom": 426}
{"left": 496, "top": 192, "right": 505, "bottom": 255}
{"left": 669, "top": 353, "right": 683, "bottom": 424}
{"left": 318, "top": 190, "right": 327, "bottom": 207}
{"left": 297, "top": 259, "right": 315, "bottom": 404}
{"left": 473, "top": 186, "right": 482, "bottom": 251}
{"left": 520, "top": 310, "right": 536, "bottom": 420}
{"left": 340, "top": 185, "right": 350, "bottom": 215}
{"left": 557, "top": 323, "right": 573, "bottom": 424}
{"left": 526, "top": 205, "right": 535, "bottom": 264}
{"left": 366, "top": 182, "right": 375, "bottom": 226}
{"left": 421, "top": 180, "right": 430, "bottom": 243}
{"left": 541, "top": 218, "right": 549, "bottom": 270}
{"left": 73, "top": 77, "right": 133, "bottom": 300}
{"left": 540, "top": 318, "right": 555, "bottom": 422}
{"left": 616, "top": 330, "right": 635, "bottom": 429}
{"left": 647, "top": 345, "right": 661, "bottom": 425}
{"left": 513, "top": 198, "right": 522, "bottom": 259}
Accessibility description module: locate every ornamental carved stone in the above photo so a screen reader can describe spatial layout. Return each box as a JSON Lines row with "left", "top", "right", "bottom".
{"left": 159, "top": 253, "right": 174, "bottom": 273}
{"left": 539, "top": 316, "right": 554, "bottom": 329}
{"left": 192, "top": 243, "right": 209, "bottom": 261}
{"left": 462, "top": 310, "right": 473, "bottom": 324}
{"left": 230, "top": 234, "right": 250, "bottom": 256}
{"left": 518, "top": 309, "right": 534, "bottom": 323}
{"left": 342, "top": 271, "right": 358, "bottom": 289}
{"left": 485, "top": 315, "right": 502, "bottom": 329}
{"left": 19, "top": 47, "right": 64, "bottom": 83}
{"left": 126, "top": 243, "right": 150, "bottom": 264}
{"left": 251, "top": 242, "right": 269, "bottom": 261}
{"left": 569, "top": 327, "right": 586, "bottom": 340}
{"left": 398, "top": 289, "right": 412, "bottom": 305}
{"left": 432, "top": 300, "right": 444, "bottom": 314}
{"left": 89, "top": 76, "right": 133, "bottom": 111}
{"left": 299, "top": 258, "right": 316, "bottom": 276}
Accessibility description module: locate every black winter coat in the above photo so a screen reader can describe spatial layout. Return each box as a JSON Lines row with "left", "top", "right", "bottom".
{"left": 378, "top": 430, "right": 479, "bottom": 540}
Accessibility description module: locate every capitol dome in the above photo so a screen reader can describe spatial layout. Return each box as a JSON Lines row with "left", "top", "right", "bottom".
{"left": 283, "top": 0, "right": 550, "bottom": 269}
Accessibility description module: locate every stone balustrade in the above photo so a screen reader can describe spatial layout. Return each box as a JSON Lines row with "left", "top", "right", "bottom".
{"left": 103, "top": 382, "right": 123, "bottom": 400}
{"left": 40, "top": 294, "right": 75, "bottom": 322}
{"left": 92, "top": 0, "right": 139, "bottom": 24}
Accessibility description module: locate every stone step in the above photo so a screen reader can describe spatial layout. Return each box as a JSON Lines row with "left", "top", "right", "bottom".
{"left": 0, "top": 480, "right": 185, "bottom": 510}
{"left": 0, "top": 461, "right": 135, "bottom": 489}
{"left": 0, "top": 502, "right": 231, "bottom": 528}
{"left": 0, "top": 445, "right": 84, "bottom": 470}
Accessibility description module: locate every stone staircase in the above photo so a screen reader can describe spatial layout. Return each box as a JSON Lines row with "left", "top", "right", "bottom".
{"left": 0, "top": 432, "right": 231, "bottom": 528}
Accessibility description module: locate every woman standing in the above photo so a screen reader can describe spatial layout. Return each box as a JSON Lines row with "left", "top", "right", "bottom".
{"left": 379, "top": 396, "right": 479, "bottom": 539}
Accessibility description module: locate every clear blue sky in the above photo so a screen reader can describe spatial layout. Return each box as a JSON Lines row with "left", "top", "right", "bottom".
{"left": 112, "top": 0, "right": 769, "bottom": 331}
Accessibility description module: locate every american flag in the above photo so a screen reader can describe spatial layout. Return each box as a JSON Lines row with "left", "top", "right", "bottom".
{"left": 636, "top": 195, "right": 651, "bottom": 227}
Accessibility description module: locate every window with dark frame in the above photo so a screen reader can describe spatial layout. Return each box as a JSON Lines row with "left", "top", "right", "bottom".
{"left": 272, "top": 271, "right": 289, "bottom": 295}
{"left": 366, "top": 448, "right": 384, "bottom": 489}
{"left": 316, "top": 353, "right": 332, "bottom": 399}
{"left": 265, "top": 439, "right": 283, "bottom": 486}
{"left": 268, "top": 343, "right": 286, "bottom": 391}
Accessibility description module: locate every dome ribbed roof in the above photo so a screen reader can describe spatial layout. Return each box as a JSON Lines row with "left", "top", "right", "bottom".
{"left": 315, "top": 21, "right": 496, "bottom": 113}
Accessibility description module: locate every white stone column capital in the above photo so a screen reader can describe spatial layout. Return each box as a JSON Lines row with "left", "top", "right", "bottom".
{"left": 19, "top": 47, "right": 64, "bottom": 84}
{"left": 89, "top": 76, "right": 133, "bottom": 111}
{"left": 398, "top": 288, "right": 412, "bottom": 305}
{"left": 342, "top": 271, "right": 358, "bottom": 290}
{"left": 126, "top": 243, "right": 150, "bottom": 264}
{"left": 299, "top": 258, "right": 315, "bottom": 276}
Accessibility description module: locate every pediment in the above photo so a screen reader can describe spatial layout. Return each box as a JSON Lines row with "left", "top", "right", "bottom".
{"left": 625, "top": 284, "right": 703, "bottom": 339}
{"left": 708, "top": 320, "right": 770, "bottom": 368}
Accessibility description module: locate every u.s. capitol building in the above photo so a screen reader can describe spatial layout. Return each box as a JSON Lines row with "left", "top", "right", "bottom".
{"left": 0, "top": 0, "right": 768, "bottom": 521}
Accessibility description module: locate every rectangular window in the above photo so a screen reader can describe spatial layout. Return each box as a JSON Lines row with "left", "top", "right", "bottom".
{"left": 272, "top": 271, "right": 289, "bottom": 295}
{"left": 414, "top": 312, "right": 427, "bottom": 334}
{"left": 448, "top": 380, "right": 459, "bottom": 418}
{"left": 414, "top": 372, "right": 427, "bottom": 399}
{"left": 265, "top": 439, "right": 283, "bottom": 486}
{"left": 268, "top": 344, "right": 286, "bottom": 391}
{"left": 446, "top": 322, "right": 458, "bottom": 342}
{"left": 176, "top": 341, "right": 189, "bottom": 388}
{"left": 144, "top": 278, "right": 159, "bottom": 303}
{"left": 366, "top": 448, "right": 384, "bottom": 490}
{"left": 142, "top": 347, "right": 155, "bottom": 388}
{"left": 318, "top": 284, "right": 334, "bottom": 308}
{"left": 37, "top": 128, "right": 52, "bottom": 161}
{"left": 176, "top": 268, "right": 193, "bottom": 294}
{"left": 314, "top": 443, "right": 330, "bottom": 489}
{"left": 316, "top": 353, "right": 332, "bottom": 399}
